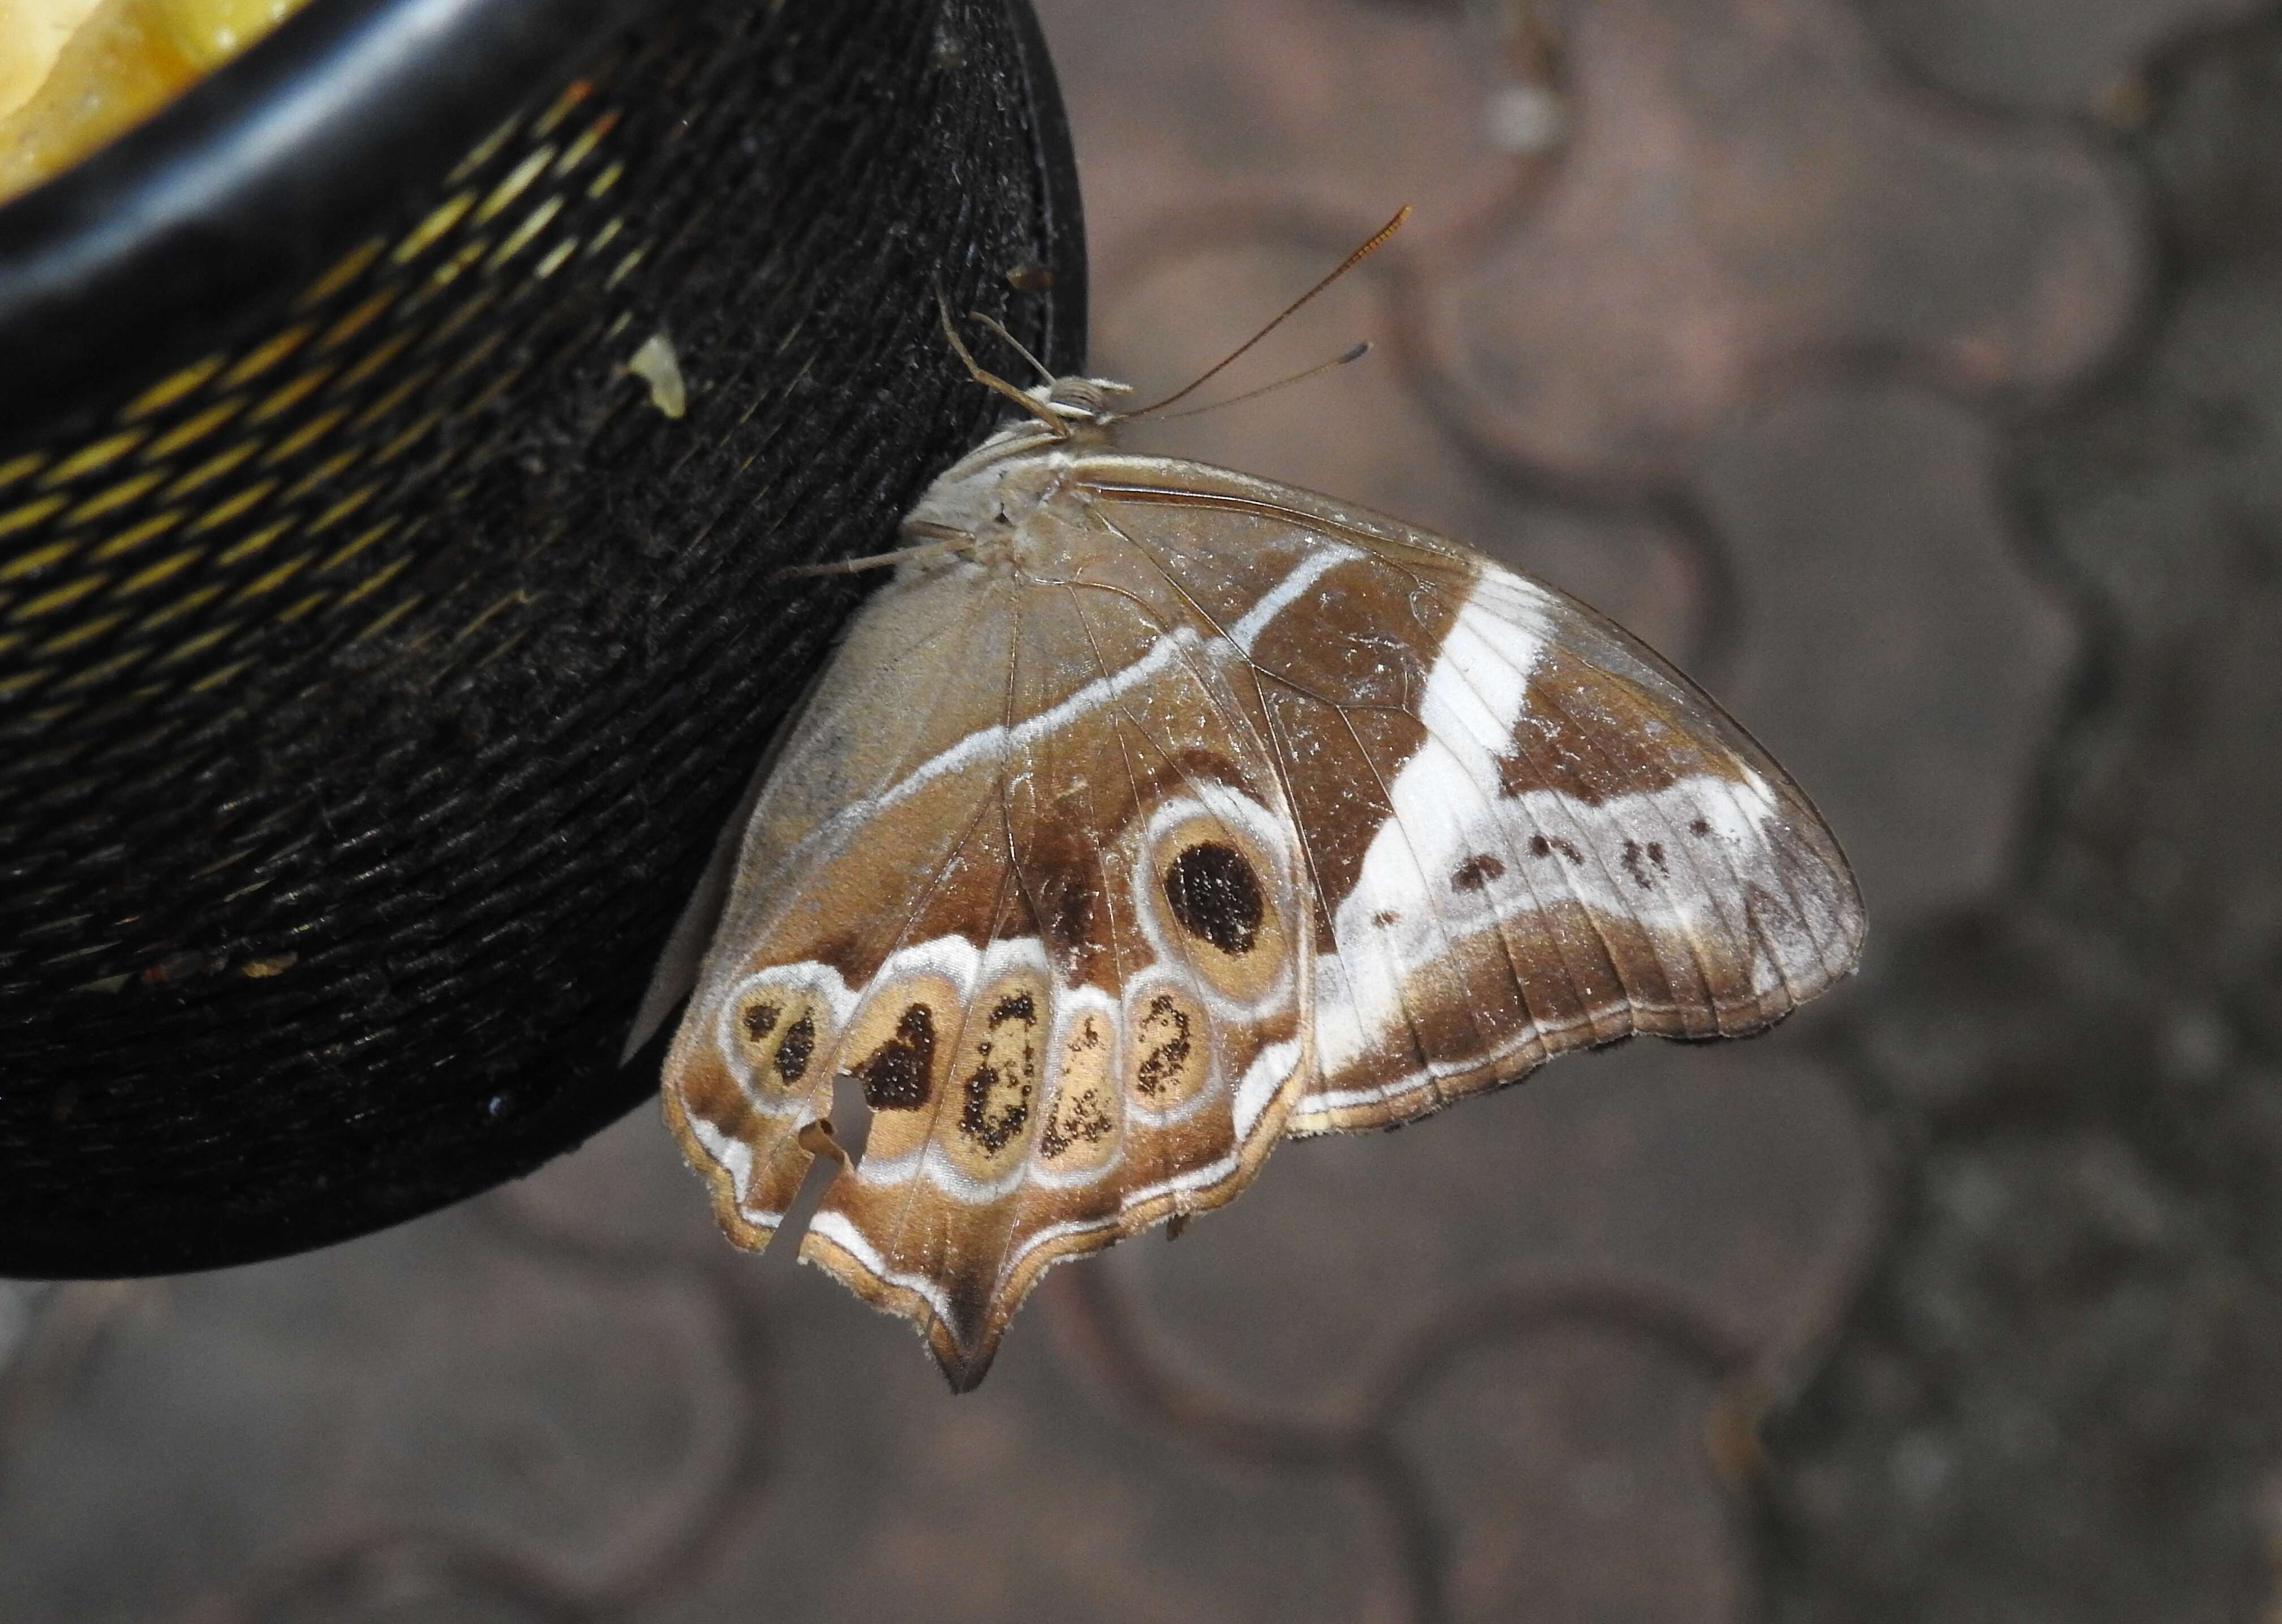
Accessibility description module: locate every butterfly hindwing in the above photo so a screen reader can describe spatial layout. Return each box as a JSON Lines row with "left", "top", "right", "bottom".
{"left": 658, "top": 568, "right": 1023, "bottom": 1249}
{"left": 662, "top": 499, "right": 1317, "bottom": 1386}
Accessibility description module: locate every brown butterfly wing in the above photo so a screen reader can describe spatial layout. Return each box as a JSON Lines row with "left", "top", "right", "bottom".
{"left": 1069, "top": 454, "right": 1866, "bottom": 1136}
{"left": 657, "top": 570, "right": 1022, "bottom": 1251}
{"left": 662, "top": 496, "right": 1318, "bottom": 1387}
{"left": 665, "top": 441, "right": 1861, "bottom": 1389}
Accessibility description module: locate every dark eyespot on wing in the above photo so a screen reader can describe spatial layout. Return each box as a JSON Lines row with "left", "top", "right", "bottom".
{"left": 1039, "top": 1089, "right": 1112, "bottom": 1158}
{"left": 857, "top": 1004, "right": 934, "bottom": 1110}
{"left": 741, "top": 1002, "right": 779, "bottom": 1041}
{"left": 1163, "top": 841, "right": 1264, "bottom": 954}
{"left": 1038, "top": 1009, "right": 1113, "bottom": 1161}
{"left": 959, "top": 990, "right": 1042, "bottom": 1152}
{"left": 1450, "top": 853, "right": 1505, "bottom": 892}
{"left": 775, "top": 1011, "right": 816, "bottom": 1083}
{"left": 1134, "top": 991, "right": 1193, "bottom": 1097}
{"left": 959, "top": 1056, "right": 1035, "bottom": 1153}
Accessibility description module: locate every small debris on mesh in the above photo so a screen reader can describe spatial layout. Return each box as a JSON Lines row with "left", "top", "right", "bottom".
{"left": 627, "top": 332, "right": 687, "bottom": 419}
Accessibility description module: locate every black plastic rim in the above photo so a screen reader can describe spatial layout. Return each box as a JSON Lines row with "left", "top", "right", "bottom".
{"left": 0, "top": 0, "right": 662, "bottom": 436}
{"left": 0, "top": 0, "right": 1086, "bottom": 1276}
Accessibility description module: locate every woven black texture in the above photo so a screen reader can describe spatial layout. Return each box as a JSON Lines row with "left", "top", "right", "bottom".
{"left": 0, "top": 0, "right": 1087, "bottom": 1274}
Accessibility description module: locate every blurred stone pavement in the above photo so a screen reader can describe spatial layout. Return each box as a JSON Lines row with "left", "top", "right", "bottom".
{"left": 6, "top": 0, "right": 2282, "bottom": 1619}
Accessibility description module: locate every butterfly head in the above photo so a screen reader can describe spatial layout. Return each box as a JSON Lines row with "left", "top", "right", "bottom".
{"left": 1032, "top": 374, "right": 1133, "bottom": 428}
{"left": 971, "top": 375, "right": 1133, "bottom": 451}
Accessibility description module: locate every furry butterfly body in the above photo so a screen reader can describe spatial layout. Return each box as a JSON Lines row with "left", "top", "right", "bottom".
{"left": 641, "top": 372, "right": 1864, "bottom": 1390}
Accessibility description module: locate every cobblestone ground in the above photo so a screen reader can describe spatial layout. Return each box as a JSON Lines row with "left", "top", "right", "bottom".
{"left": 6, "top": 2, "right": 2281, "bottom": 1620}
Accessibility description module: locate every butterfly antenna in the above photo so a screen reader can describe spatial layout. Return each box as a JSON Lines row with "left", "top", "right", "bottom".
{"left": 1159, "top": 341, "right": 1374, "bottom": 420}
{"left": 967, "top": 311, "right": 1057, "bottom": 385}
{"left": 1122, "top": 204, "right": 1410, "bottom": 419}
{"left": 935, "top": 284, "right": 1067, "bottom": 436}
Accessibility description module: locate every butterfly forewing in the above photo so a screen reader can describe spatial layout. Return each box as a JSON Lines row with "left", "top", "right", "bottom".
{"left": 1069, "top": 454, "right": 1865, "bottom": 1135}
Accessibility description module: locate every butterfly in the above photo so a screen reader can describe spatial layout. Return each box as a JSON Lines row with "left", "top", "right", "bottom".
{"left": 629, "top": 216, "right": 1865, "bottom": 1390}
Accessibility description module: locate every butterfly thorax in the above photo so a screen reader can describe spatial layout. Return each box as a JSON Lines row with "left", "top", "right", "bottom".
{"left": 899, "top": 375, "right": 1129, "bottom": 572}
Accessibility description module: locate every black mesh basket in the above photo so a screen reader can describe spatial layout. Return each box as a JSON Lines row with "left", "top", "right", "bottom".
{"left": 0, "top": 0, "right": 1086, "bottom": 1274}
